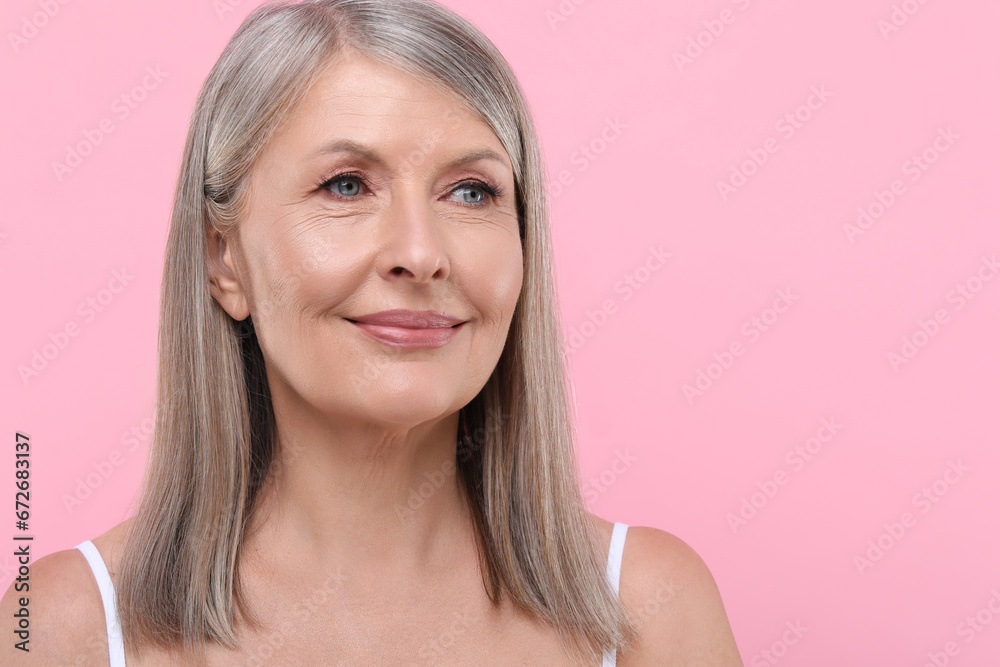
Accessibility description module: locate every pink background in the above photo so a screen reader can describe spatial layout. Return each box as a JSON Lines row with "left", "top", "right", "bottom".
{"left": 4, "top": 0, "right": 999, "bottom": 664}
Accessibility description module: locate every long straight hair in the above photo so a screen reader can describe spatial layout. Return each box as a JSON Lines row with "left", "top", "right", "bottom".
{"left": 115, "top": 0, "right": 639, "bottom": 662}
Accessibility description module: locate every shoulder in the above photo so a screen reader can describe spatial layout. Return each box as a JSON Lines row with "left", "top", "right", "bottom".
{"left": 0, "top": 520, "right": 132, "bottom": 663}
{"left": 595, "top": 517, "right": 744, "bottom": 666}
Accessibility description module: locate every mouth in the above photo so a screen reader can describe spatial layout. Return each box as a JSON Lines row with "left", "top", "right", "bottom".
{"left": 345, "top": 313, "right": 467, "bottom": 348}
{"left": 344, "top": 319, "right": 465, "bottom": 329}
{"left": 346, "top": 309, "right": 467, "bottom": 329}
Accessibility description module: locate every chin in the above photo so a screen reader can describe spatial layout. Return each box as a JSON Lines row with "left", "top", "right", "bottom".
{"left": 338, "top": 382, "right": 465, "bottom": 428}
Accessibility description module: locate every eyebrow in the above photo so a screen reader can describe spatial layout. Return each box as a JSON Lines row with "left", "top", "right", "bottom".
{"left": 309, "top": 139, "right": 511, "bottom": 172}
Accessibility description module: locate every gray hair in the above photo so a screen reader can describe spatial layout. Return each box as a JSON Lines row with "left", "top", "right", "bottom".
{"left": 115, "top": 0, "right": 638, "bottom": 662}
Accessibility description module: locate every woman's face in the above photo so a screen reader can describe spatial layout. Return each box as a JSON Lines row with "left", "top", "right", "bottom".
{"left": 208, "top": 49, "right": 523, "bottom": 430}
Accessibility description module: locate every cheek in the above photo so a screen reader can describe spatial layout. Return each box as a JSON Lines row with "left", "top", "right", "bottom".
{"left": 245, "top": 232, "right": 359, "bottom": 332}
{"left": 470, "top": 239, "right": 523, "bottom": 326}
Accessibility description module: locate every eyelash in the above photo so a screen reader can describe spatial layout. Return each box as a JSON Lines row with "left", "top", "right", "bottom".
{"left": 318, "top": 171, "right": 504, "bottom": 207}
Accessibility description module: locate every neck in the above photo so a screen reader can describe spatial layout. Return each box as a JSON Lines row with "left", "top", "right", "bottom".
{"left": 243, "top": 395, "right": 475, "bottom": 582}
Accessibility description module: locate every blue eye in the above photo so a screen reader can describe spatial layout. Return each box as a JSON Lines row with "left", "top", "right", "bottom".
{"left": 454, "top": 185, "right": 486, "bottom": 204}
{"left": 450, "top": 181, "right": 500, "bottom": 207}
{"left": 326, "top": 174, "right": 364, "bottom": 197}
{"left": 320, "top": 173, "right": 502, "bottom": 206}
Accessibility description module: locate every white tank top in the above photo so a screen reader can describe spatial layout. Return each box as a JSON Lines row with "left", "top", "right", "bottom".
{"left": 75, "top": 522, "right": 629, "bottom": 666}
{"left": 74, "top": 540, "right": 126, "bottom": 667}
{"left": 601, "top": 521, "right": 629, "bottom": 666}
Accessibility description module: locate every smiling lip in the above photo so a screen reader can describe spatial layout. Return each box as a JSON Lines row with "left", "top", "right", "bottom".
{"left": 346, "top": 309, "right": 466, "bottom": 348}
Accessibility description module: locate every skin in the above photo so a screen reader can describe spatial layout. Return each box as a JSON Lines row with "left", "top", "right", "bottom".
{"left": 207, "top": 46, "right": 525, "bottom": 605}
{"left": 0, "top": 49, "right": 744, "bottom": 665}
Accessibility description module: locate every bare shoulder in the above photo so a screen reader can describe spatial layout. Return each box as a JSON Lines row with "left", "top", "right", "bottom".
{"left": 616, "top": 523, "right": 744, "bottom": 666}
{"left": 0, "top": 519, "right": 133, "bottom": 664}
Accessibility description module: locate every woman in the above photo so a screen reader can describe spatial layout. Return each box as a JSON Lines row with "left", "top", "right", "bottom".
{"left": 3, "top": 0, "right": 742, "bottom": 664}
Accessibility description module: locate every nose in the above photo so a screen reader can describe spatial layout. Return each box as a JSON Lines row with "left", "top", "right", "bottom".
{"left": 376, "top": 186, "right": 450, "bottom": 284}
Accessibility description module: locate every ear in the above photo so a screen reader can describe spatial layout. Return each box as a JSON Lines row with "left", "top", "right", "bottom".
{"left": 206, "top": 225, "right": 251, "bottom": 321}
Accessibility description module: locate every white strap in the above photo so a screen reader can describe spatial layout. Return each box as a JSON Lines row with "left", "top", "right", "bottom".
{"left": 601, "top": 522, "right": 629, "bottom": 666}
{"left": 75, "top": 540, "right": 127, "bottom": 667}
{"left": 605, "top": 522, "right": 628, "bottom": 594}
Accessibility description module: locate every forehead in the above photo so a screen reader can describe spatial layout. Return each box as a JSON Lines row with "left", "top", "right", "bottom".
{"left": 268, "top": 49, "right": 511, "bottom": 169}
